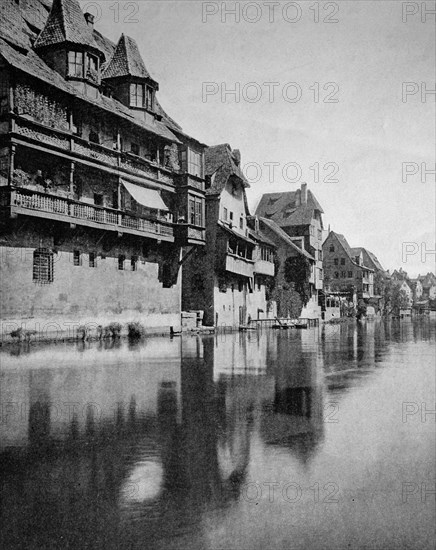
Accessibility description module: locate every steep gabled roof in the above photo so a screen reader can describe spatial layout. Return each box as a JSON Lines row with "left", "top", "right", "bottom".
{"left": 327, "top": 232, "right": 374, "bottom": 271}
{"left": 259, "top": 218, "right": 314, "bottom": 261}
{"left": 102, "top": 34, "right": 153, "bottom": 82}
{"left": 34, "top": 0, "right": 103, "bottom": 56}
{"left": 205, "top": 144, "right": 249, "bottom": 195}
{"left": 352, "top": 246, "right": 386, "bottom": 273}
{"left": 0, "top": 37, "right": 179, "bottom": 143}
{"left": 255, "top": 190, "right": 323, "bottom": 227}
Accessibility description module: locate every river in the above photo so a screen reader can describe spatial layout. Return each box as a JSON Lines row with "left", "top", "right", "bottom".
{"left": 0, "top": 318, "right": 435, "bottom": 549}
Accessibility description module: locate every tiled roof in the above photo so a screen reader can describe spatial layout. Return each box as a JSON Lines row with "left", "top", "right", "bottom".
{"left": 0, "top": 37, "right": 179, "bottom": 144}
{"left": 34, "top": 0, "right": 103, "bottom": 57}
{"left": 0, "top": 0, "right": 30, "bottom": 51}
{"left": 352, "top": 247, "right": 386, "bottom": 273}
{"left": 255, "top": 190, "right": 323, "bottom": 227}
{"left": 248, "top": 228, "right": 276, "bottom": 248}
{"left": 329, "top": 233, "right": 374, "bottom": 271}
{"left": 103, "top": 34, "right": 153, "bottom": 81}
{"left": 205, "top": 144, "right": 249, "bottom": 195}
{"left": 259, "top": 218, "right": 314, "bottom": 261}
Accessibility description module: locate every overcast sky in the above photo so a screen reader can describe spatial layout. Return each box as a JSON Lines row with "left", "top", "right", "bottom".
{"left": 81, "top": 0, "right": 435, "bottom": 277}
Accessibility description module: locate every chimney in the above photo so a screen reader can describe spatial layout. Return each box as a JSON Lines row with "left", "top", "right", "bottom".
{"left": 301, "top": 182, "right": 308, "bottom": 205}
{"left": 232, "top": 149, "right": 241, "bottom": 166}
{"left": 295, "top": 189, "right": 301, "bottom": 206}
{"left": 84, "top": 13, "right": 95, "bottom": 28}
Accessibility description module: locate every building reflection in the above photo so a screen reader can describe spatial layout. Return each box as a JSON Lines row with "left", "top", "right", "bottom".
{"left": 0, "top": 322, "right": 400, "bottom": 548}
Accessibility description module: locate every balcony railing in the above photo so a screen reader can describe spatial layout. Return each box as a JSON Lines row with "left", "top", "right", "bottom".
{"left": 253, "top": 259, "right": 274, "bottom": 277}
{"left": 4, "top": 187, "right": 174, "bottom": 240}
{"left": 225, "top": 253, "right": 254, "bottom": 278}
{"left": 12, "top": 117, "right": 175, "bottom": 186}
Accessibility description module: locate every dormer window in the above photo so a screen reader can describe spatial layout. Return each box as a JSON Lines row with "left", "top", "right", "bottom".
{"left": 68, "top": 51, "right": 100, "bottom": 84}
{"left": 129, "top": 83, "right": 154, "bottom": 110}
{"left": 68, "top": 51, "right": 84, "bottom": 78}
{"left": 86, "top": 54, "right": 99, "bottom": 83}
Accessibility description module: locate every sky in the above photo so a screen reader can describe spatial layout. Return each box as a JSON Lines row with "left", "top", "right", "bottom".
{"left": 80, "top": 0, "right": 435, "bottom": 277}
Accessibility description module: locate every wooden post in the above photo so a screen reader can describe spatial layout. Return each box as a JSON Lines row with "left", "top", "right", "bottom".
{"left": 69, "top": 161, "right": 75, "bottom": 195}
{"left": 9, "top": 144, "right": 16, "bottom": 186}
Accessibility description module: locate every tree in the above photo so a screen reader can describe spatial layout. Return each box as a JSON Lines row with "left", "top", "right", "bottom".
{"left": 283, "top": 255, "right": 312, "bottom": 306}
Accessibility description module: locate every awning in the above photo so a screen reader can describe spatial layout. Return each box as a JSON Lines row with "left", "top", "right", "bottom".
{"left": 122, "top": 180, "right": 168, "bottom": 211}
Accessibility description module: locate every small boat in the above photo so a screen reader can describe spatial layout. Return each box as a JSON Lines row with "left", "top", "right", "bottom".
{"left": 294, "top": 319, "right": 308, "bottom": 329}
{"left": 272, "top": 323, "right": 289, "bottom": 329}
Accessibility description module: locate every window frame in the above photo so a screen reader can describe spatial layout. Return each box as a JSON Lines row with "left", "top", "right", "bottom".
{"left": 33, "top": 248, "right": 54, "bottom": 284}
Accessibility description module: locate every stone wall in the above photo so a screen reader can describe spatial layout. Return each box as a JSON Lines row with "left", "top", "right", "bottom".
{"left": 0, "top": 223, "right": 182, "bottom": 341}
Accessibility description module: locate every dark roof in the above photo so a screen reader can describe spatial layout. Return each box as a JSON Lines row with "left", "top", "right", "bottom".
{"left": 0, "top": 37, "right": 179, "bottom": 143}
{"left": 0, "top": 0, "right": 186, "bottom": 140}
{"left": 255, "top": 190, "right": 324, "bottom": 227}
{"left": 0, "top": 0, "right": 30, "bottom": 52}
{"left": 103, "top": 34, "right": 154, "bottom": 82}
{"left": 34, "top": 0, "right": 104, "bottom": 58}
{"left": 248, "top": 228, "right": 276, "bottom": 248}
{"left": 328, "top": 233, "right": 374, "bottom": 271}
{"left": 352, "top": 247, "right": 386, "bottom": 273}
{"left": 218, "top": 222, "right": 257, "bottom": 246}
{"left": 205, "top": 144, "right": 249, "bottom": 195}
{"left": 259, "top": 218, "right": 314, "bottom": 261}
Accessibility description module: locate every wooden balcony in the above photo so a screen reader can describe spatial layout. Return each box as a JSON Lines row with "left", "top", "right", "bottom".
{"left": 11, "top": 116, "right": 176, "bottom": 188}
{"left": 253, "top": 259, "right": 274, "bottom": 277}
{"left": 225, "top": 253, "right": 254, "bottom": 278}
{"left": 1, "top": 187, "right": 174, "bottom": 241}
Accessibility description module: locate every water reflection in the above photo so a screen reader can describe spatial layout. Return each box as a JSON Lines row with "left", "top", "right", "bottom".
{"left": 0, "top": 318, "right": 435, "bottom": 549}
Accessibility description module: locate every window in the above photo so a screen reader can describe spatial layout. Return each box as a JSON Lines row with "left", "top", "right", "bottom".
{"left": 334, "top": 258, "right": 339, "bottom": 266}
{"left": 94, "top": 194, "right": 103, "bottom": 206}
{"left": 130, "top": 83, "right": 144, "bottom": 108}
{"left": 341, "top": 271, "right": 346, "bottom": 278}
{"left": 348, "top": 271, "right": 353, "bottom": 278}
{"left": 33, "top": 248, "right": 54, "bottom": 284}
{"left": 309, "top": 225, "right": 314, "bottom": 236}
{"left": 334, "top": 272, "right": 339, "bottom": 279}
{"left": 239, "top": 216, "right": 244, "bottom": 229}
{"left": 257, "top": 278, "right": 261, "bottom": 291}
{"left": 89, "top": 252, "right": 96, "bottom": 268}
{"left": 341, "top": 258, "right": 345, "bottom": 265}
{"left": 130, "top": 142, "right": 139, "bottom": 156}
{"left": 68, "top": 51, "right": 84, "bottom": 78}
{"left": 89, "top": 130, "right": 99, "bottom": 144}
{"left": 319, "top": 250, "right": 323, "bottom": 261}
{"left": 319, "top": 268, "right": 323, "bottom": 280}
{"left": 73, "top": 250, "right": 81, "bottom": 266}
{"left": 329, "top": 245, "right": 335, "bottom": 252}
{"left": 229, "top": 212, "right": 234, "bottom": 224}
{"left": 131, "top": 256, "right": 138, "bottom": 271}
{"left": 223, "top": 207, "right": 228, "bottom": 221}
{"left": 146, "top": 86, "right": 154, "bottom": 110}
{"left": 118, "top": 255, "right": 125, "bottom": 270}
{"left": 86, "top": 54, "right": 99, "bottom": 82}
{"left": 318, "top": 229, "right": 322, "bottom": 240}
{"left": 238, "top": 280, "right": 244, "bottom": 292}
{"left": 188, "top": 149, "right": 202, "bottom": 178}
{"left": 188, "top": 196, "right": 203, "bottom": 226}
